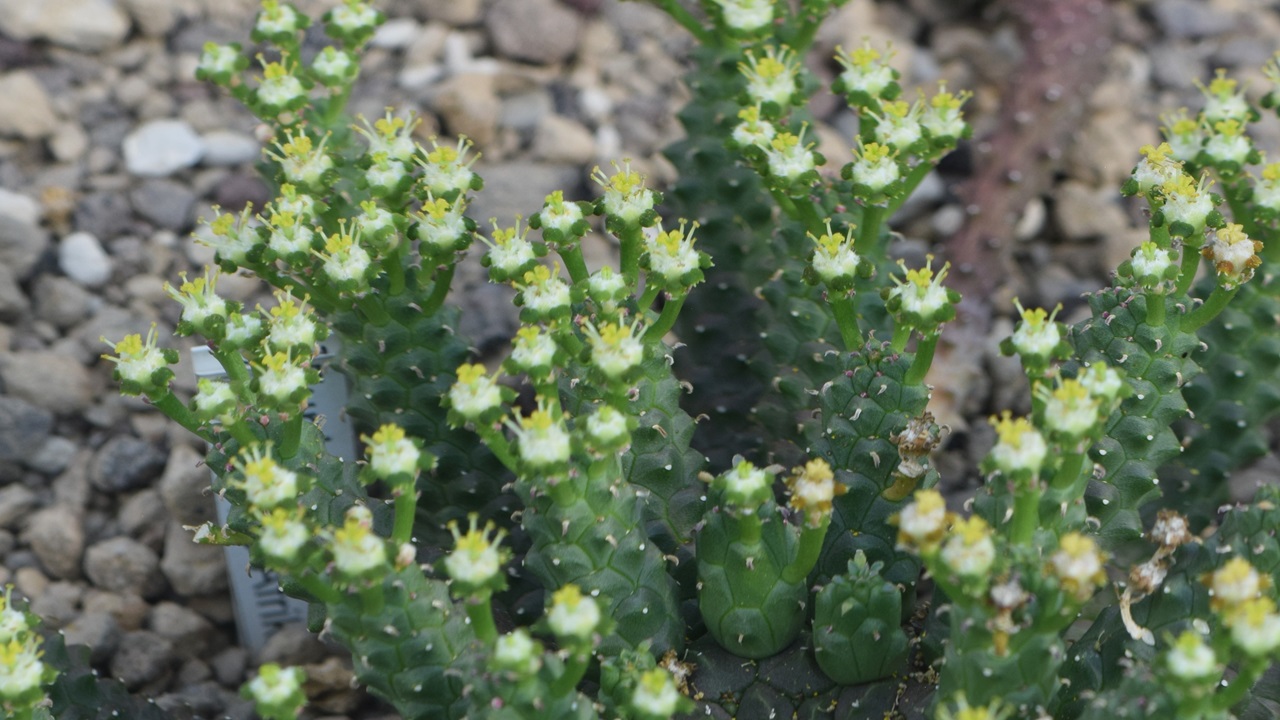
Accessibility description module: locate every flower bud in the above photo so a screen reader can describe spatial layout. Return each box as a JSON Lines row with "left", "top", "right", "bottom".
{"left": 1049, "top": 532, "right": 1107, "bottom": 602}
{"left": 939, "top": 515, "right": 995, "bottom": 578}
{"left": 547, "top": 584, "right": 601, "bottom": 642}
{"left": 444, "top": 514, "right": 509, "bottom": 596}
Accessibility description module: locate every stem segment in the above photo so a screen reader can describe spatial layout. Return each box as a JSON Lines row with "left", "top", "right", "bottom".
{"left": 644, "top": 294, "right": 686, "bottom": 342}
{"left": 1182, "top": 284, "right": 1239, "bottom": 333}
{"left": 905, "top": 332, "right": 939, "bottom": 385}
{"left": 465, "top": 595, "right": 498, "bottom": 643}
{"left": 829, "top": 294, "right": 862, "bottom": 351}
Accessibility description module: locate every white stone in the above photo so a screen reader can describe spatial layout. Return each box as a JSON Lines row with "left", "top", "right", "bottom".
{"left": 123, "top": 120, "right": 205, "bottom": 177}
{"left": 59, "top": 232, "right": 114, "bottom": 288}
{"left": 0, "top": 189, "right": 42, "bottom": 227}
{"left": 0, "top": 0, "right": 130, "bottom": 52}
{"left": 49, "top": 123, "right": 90, "bottom": 162}
{"left": 0, "top": 71, "right": 58, "bottom": 140}
{"left": 371, "top": 18, "right": 421, "bottom": 49}
{"left": 199, "top": 130, "right": 260, "bottom": 166}
{"left": 532, "top": 114, "right": 596, "bottom": 165}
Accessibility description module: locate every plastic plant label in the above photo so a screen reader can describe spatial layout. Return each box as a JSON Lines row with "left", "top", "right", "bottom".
{"left": 191, "top": 341, "right": 357, "bottom": 652}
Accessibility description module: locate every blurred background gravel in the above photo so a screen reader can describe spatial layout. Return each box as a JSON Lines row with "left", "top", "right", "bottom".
{"left": 0, "top": 0, "right": 1276, "bottom": 717}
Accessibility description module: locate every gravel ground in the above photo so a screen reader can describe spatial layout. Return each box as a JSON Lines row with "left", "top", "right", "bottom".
{"left": 0, "top": 0, "right": 1277, "bottom": 718}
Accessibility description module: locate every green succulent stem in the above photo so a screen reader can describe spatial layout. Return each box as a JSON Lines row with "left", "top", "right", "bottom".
{"left": 551, "top": 648, "right": 592, "bottom": 697}
{"left": 1214, "top": 657, "right": 1269, "bottom": 713}
{"left": 891, "top": 324, "right": 911, "bottom": 353}
{"left": 644, "top": 294, "right": 686, "bottom": 342}
{"left": 295, "top": 572, "right": 342, "bottom": 605}
{"left": 255, "top": 262, "right": 339, "bottom": 312}
{"left": 736, "top": 512, "right": 763, "bottom": 546}
{"left": 1174, "top": 243, "right": 1202, "bottom": 297}
{"left": 886, "top": 162, "right": 934, "bottom": 218}
{"left": 618, "top": 225, "right": 644, "bottom": 284}
{"left": 559, "top": 243, "right": 591, "bottom": 285}
{"left": 277, "top": 412, "right": 304, "bottom": 459}
{"left": 856, "top": 204, "right": 886, "bottom": 254}
{"left": 1148, "top": 218, "right": 1170, "bottom": 249}
{"left": 781, "top": 519, "right": 828, "bottom": 584}
{"left": 638, "top": 282, "right": 662, "bottom": 313}
{"left": 769, "top": 188, "right": 823, "bottom": 233}
{"left": 652, "top": 0, "right": 712, "bottom": 44}
{"left": 476, "top": 424, "right": 519, "bottom": 474}
{"left": 360, "top": 583, "right": 384, "bottom": 616}
{"left": 392, "top": 488, "right": 417, "bottom": 546}
{"left": 321, "top": 81, "right": 356, "bottom": 128}
{"left": 829, "top": 294, "right": 862, "bottom": 350}
{"left": 464, "top": 595, "right": 498, "bottom": 644}
{"left": 421, "top": 264, "right": 455, "bottom": 315}
{"left": 212, "top": 347, "right": 252, "bottom": 395}
{"left": 151, "top": 392, "right": 211, "bottom": 441}
{"left": 224, "top": 419, "right": 260, "bottom": 449}
{"left": 905, "top": 332, "right": 939, "bottom": 385}
{"left": 1010, "top": 478, "right": 1041, "bottom": 544}
{"left": 1182, "top": 284, "right": 1240, "bottom": 333}
{"left": 383, "top": 244, "right": 406, "bottom": 296}
{"left": 1049, "top": 450, "right": 1088, "bottom": 492}
{"left": 1144, "top": 291, "right": 1166, "bottom": 327}
{"left": 356, "top": 293, "right": 391, "bottom": 326}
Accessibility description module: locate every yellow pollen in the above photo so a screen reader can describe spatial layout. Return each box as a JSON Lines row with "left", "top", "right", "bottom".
{"left": 210, "top": 213, "right": 234, "bottom": 236}
{"left": 456, "top": 363, "right": 487, "bottom": 385}
{"left": 1140, "top": 142, "right": 1173, "bottom": 162}
{"left": 523, "top": 265, "right": 553, "bottom": 285}
{"left": 427, "top": 145, "right": 458, "bottom": 164}
{"left": 522, "top": 409, "right": 555, "bottom": 432}
{"left": 370, "top": 424, "right": 406, "bottom": 445}
{"left": 423, "top": 197, "right": 451, "bottom": 220}
{"left": 991, "top": 412, "right": 1035, "bottom": 449}
{"left": 953, "top": 515, "right": 990, "bottom": 545}
{"left": 1052, "top": 379, "right": 1090, "bottom": 403}
{"left": 262, "top": 351, "right": 291, "bottom": 372}
{"left": 771, "top": 132, "right": 800, "bottom": 152}
{"left": 912, "top": 489, "right": 944, "bottom": 515}
{"left": 1058, "top": 532, "right": 1096, "bottom": 559}
{"left": 552, "top": 583, "right": 585, "bottom": 608}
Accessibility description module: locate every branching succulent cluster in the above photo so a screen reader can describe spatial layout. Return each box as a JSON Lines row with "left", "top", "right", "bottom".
{"left": 20, "top": 0, "right": 1272, "bottom": 718}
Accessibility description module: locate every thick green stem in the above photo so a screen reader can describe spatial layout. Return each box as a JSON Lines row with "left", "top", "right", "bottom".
{"left": 829, "top": 294, "right": 862, "bottom": 350}
{"left": 421, "top": 264, "right": 456, "bottom": 315}
{"left": 1049, "top": 451, "right": 1088, "bottom": 493}
{"left": 357, "top": 293, "right": 391, "bottom": 326}
{"left": 477, "top": 424, "right": 519, "bottom": 474}
{"left": 770, "top": 189, "right": 823, "bottom": 234}
{"left": 856, "top": 204, "right": 886, "bottom": 255}
{"left": 905, "top": 332, "right": 939, "bottom": 385}
{"left": 1010, "top": 478, "right": 1041, "bottom": 544}
{"left": 886, "top": 162, "right": 933, "bottom": 218}
{"left": 890, "top": 324, "right": 911, "bottom": 353}
{"left": 653, "top": 0, "right": 712, "bottom": 45}
{"left": 1214, "top": 657, "right": 1268, "bottom": 713}
{"left": 1182, "top": 284, "right": 1239, "bottom": 333}
{"left": 212, "top": 347, "right": 252, "bottom": 395}
{"left": 465, "top": 595, "right": 498, "bottom": 644}
{"left": 360, "top": 584, "right": 384, "bottom": 616}
{"left": 638, "top": 283, "right": 661, "bottom": 312}
{"left": 782, "top": 520, "right": 828, "bottom": 584}
{"left": 1174, "top": 243, "right": 1202, "bottom": 297}
{"left": 392, "top": 488, "right": 418, "bottom": 545}
{"left": 383, "top": 244, "right": 406, "bottom": 296}
{"left": 619, "top": 225, "right": 644, "bottom": 283}
{"left": 1144, "top": 291, "right": 1166, "bottom": 327}
{"left": 295, "top": 572, "right": 343, "bottom": 605}
{"left": 151, "top": 392, "right": 212, "bottom": 441}
{"left": 1147, "top": 219, "right": 1170, "bottom": 249}
{"left": 644, "top": 294, "right": 686, "bottom": 342}
{"left": 224, "top": 419, "right": 260, "bottom": 450}
{"left": 277, "top": 412, "right": 303, "bottom": 460}
{"left": 558, "top": 243, "right": 590, "bottom": 285}
{"left": 736, "top": 513, "right": 763, "bottom": 546}
{"left": 551, "top": 649, "right": 592, "bottom": 697}
{"left": 322, "top": 81, "right": 356, "bottom": 128}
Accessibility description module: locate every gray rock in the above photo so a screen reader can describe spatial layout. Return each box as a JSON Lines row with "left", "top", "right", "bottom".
{"left": 82, "top": 589, "right": 150, "bottom": 631}
{"left": 32, "top": 275, "right": 95, "bottom": 329}
{"left": 371, "top": 17, "right": 422, "bottom": 49}
{"left": 62, "top": 610, "right": 121, "bottom": 664}
{"left": 1053, "top": 180, "right": 1129, "bottom": 242}
{"left": 500, "top": 90, "right": 554, "bottom": 132}
{"left": 49, "top": 122, "right": 90, "bottom": 163}
{"left": 29, "top": 580, "right": 82, "bottom": 629}
{"left": 199, "top": 130, "right": 260, "bottom": 166}
{"left": 161, "top": 520, "right": 227, "bottom": 596}
{"left": 119, "top": 0, "right": 190, "bottom": 37}
{"left": 91, "top": 436, "right": 167, "bottom": 494}
{"left": 0, "top": 396, "right": 54, "bottom": 465}
{"left": 150, "top": 601, "right": 215, "bottom": 656}
{"left": 0, "top": 212, "right": 51, "bottom": 281}
{"left": 84, "top": 536, "right": 166, "bottom": 597}
{"left": 0, "top": 351, "right": 95, "bottom": 415}
{"left": 0, "top": 188, "right": 41, "bottom": 228}
{"left": 59, "top": 231, "right": 113, "bottom": 288}
{"left": 487, "top": 0, "right": 583, "bottom": 65}
{"left": 1151, "top": 0, "right": 1237, "bottom": 39}
{"left": 0, "top": 0, "right": 131, "bottom": 51}
{"left": 0, "top": 484, "right": 39, "bottom": 530}
{"left": 119, "top": 489, "right": 167, "bottom": 549}
{"left": 416, "top": 0, "right": 483, "bottom": 24}
{"left": 73, "top": 191, "right": 135, "bottom": 240}
{"left": 156, "top": 681, "right": 228, "bottom": 719}
{"left": 27, "top": 436, "right": 78, "bottom": 476}
{"left": 0, "top": 71, "right": 58, "bottom": 140}
{"left": 531, "top": 114, "right": 597, "bottom": 165}
{"left": 0, "top": 529, "right": 14, "bottom": 557}
{"left": 431, "top": 72, "right": 501, "bottom": 149}
{"left": 210, "top": 646, "right": 248, "bottom": 686}
{"left": 467, "top": 161, "right": 583, "bottom": 225}
{"left": 24, "top": 505, "right": 84, "bottom": 580}
{"left": 111, "top": 630, "right": 175, "bottom": 690}
{"left": 130, "top": 179, "right": 196, "bottom": 231}
{"left": 159, "top": 444, "right": 215, "bottom": 526}
{"left": 0, "top": 263, "right": 28, "bottom": 322}
{"left": 258, "top": 623, "right": 330, "bottom": 666}
{"left": 123, "top": 119, "right": 205, "bottom": 178}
